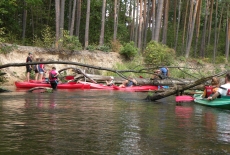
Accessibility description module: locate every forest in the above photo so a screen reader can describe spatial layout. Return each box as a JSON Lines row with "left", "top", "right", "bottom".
{"left": 0, "top": 0, "right": 230, "bottom": 63}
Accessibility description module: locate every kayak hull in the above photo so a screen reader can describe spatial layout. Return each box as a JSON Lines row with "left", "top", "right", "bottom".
{"left": 15, "top": 81, "right": 90, "bottom": 89}
{"left": 194, "top": 94, "right": 230, "bottom": 109}
{"left": 79, "top": 82, "right": 158, "bottom": 91}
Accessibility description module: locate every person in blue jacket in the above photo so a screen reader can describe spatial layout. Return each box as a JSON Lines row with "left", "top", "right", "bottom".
{"left": 155, "top": 67, "right": 169, "bottom": 79}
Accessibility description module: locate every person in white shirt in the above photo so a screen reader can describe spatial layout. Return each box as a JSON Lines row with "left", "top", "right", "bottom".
{"left": 207, "top": 73, "right": 230, "bottom": 100}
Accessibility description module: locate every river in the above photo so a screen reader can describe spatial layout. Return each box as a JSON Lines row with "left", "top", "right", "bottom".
{"left": 0, "top": 88, "right": 230, "bottom": 155}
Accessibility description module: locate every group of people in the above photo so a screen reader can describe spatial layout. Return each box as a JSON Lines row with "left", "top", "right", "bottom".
{"left": 26, "top": 52, "right": 46, "bottom": 82}
{"left": 26, "top": 52, "right": 59, "bottom": 90}
{"left": 203, "top": 73, "right": 230, "bottom": 101}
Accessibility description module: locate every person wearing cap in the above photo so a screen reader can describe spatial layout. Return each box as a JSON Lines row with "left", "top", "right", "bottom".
{"left": 106, "top": 76, "right": 115, "bottom": 86}
{"left": 26, "top": 52, "right": 33, "bottom": 82}
{"left": 49, "top": 67, "right": 59, "bottom": 90}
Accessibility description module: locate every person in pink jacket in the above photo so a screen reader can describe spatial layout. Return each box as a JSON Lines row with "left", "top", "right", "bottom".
{"left": 49, "top": 67, "right": 59, "bottom": 90}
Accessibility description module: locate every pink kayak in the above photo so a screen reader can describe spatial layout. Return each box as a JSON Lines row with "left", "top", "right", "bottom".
{"left": 79, "top": 82, "right": 158, "bottom": 91}
{"left": 15, "top": 81, "right": 90, "bottom": 89}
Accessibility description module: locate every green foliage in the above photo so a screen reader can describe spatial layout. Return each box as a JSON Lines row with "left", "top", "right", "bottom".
{"left": 0, "top": 43, "right": 17, "bottom": 54}
{"left": 61, "top": 30, "right": 82, "bottom": 51}
{"left": 0, "top": 27, "right": 5, "bottom": 42}
{"left": 41, "top": 25, "right": 54, "bottom": 48}
{"left": 144, "top": 41, "right": 175, "bottom": 66}
{"left": 87, "top": 44, "right": 97, "bottom": 51}
{"left": 97, "top": 45, "right": 110, "bottom": 52}
{"left": 215, "top": 56, "right": 227, "bottom": 64}
{"left": 120, "top": 41, "right": 138, "bottom": 60}
{"left": 0, "top": 72, "right": 7, "bottom": 84}
{"left": 32, "top": 35, "right": 43, "bottom": 47}
{"left": 113, "top": 56, "right": 149, "bottom": 78}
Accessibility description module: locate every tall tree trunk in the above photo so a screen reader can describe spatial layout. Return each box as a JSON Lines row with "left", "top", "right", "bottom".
{"left": 143, "top": 0, "right": 150, "bottom": 49}
{"left": 60, "top": 0, "right": 65, "bottom": 31}
{"left": 31, "top": 6, "right": 34, "bottom": 41}
{"left": 186, "top": 0, "right": 194, "bottom": 51}
{"left": 213, "top": 0, "right": 218, "bottom": 63}
{"left": 55, "top": 0, "right": 60, "bottom": 49}
{"left": 154, "top": 0, "right": 164, "bottom": 41}
{"left": 200, "top": 0, "right": 209, "bottom": 58}
{"left": 138, "top": 0, "right": 143, "bottom": 52}
{"left": 113, "top": 0, "right": 118, "bottom": 41}
{"left": 99, "top": 0, "right": 106, "bottom": 46}
{"left": 142, "top": 0, "right": 147, "bottom": 49}
{"left": 135, "top": 0, "right": 139, "bottom": 46}
{"left": 207, "top": 0, "right": 214, "bottom": 45}
{"left": 162, "top": 0, "right": 169, "bottom": 44}
{"left": 22, "top": 1, "right": 27, "bottom": 42}
{"left": 68, "top": 0, "right": 73, "bottom": 31}
{"left": 130, "top": 1, "right": 136, "bottom": 41}
{"left": 217, "top": 3, "right": 224, "bottom": 48}
{"left": 194, "top": 0, "right": 202, "bottom": 57}
{"left": 47, "top": 0, "right": 52, "bottom": 25}
{"left": 151, "top": 0, "right": 156, "bottom": 40}
{"left": 185, "top": 0, "right": 200, "bottom": 58}
{"left": 173, "top": 0, "right": 177, "bottom": 39}
{"left": 75, "top": 0, "right": 82, "bottom": 37}
{"left": 70, "top": 0, "right": 76, "bottom": 36}
{"left": 174, "top": 0, "right": 181, "bottom": 52}
{"left": 225, "top": 4, "right": 230, "bottom": 61}
{"left": 59, "top": 0, "right": 65, "bottom": 48}
{"left": 181, "top": 0, "right": 189, "bottom": 55}
{"left": 84, "top": 0, "right": 90, "bottom": 49}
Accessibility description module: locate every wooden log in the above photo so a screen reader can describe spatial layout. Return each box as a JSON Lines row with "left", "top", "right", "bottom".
{"left": 145, "top": 71, "right": 228, "bottom": 101}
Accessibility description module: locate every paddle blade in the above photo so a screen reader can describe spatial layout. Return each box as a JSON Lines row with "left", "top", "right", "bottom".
{"left": 175, "top": 95, "right": 194, "bottom": 102}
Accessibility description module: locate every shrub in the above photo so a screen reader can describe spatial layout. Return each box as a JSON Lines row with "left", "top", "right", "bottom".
{"left": 97, "top": 45, "right": 110, "bottom": 52}
{"left": 0, "top": 27, "right": 5, "bottom": 43}
{"left": 42, "top": 25, "right": 54, "bottom": 48}
{"left": 110, "top": 40, "right": 122, "bottom": 53}
{"left": 60, "top": 30, "right": 82, "bottom": 51}
{"left": 0, "top": 43, "right": 18, "bottom": 54}
{"left": 87, "top": 44, "right": 97, "bottom": 51}
{"left": 120, "top": 41, "right": 138, "bottom": 60}
{"left": 143, "top": 40, "right": 175, "bottom": 66}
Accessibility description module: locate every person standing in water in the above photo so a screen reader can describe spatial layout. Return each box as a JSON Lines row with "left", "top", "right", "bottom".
{"left": 49, "top": 67, "right": 59, "bottom": 90}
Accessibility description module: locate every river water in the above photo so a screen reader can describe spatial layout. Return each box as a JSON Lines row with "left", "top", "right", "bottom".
{"left": 0, "top": 87, "right": 230, "bottom": 155}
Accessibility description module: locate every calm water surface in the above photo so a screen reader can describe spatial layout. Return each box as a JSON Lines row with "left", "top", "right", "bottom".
{"left": 0, "top": 87, "right": 230, "bottom": 155}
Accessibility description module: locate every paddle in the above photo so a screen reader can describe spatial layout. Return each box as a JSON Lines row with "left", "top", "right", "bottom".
{"left": 175, "top": 95, "right": 194, "bottom": 102}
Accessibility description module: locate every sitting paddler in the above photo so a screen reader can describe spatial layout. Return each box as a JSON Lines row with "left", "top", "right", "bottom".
{"left": 207, "top": 73, "right": 230, "bottom": 100}
{"left": 106, "top": 76, "right": 115, "bottom": 86}
{"left": 152, "top": 67, "right": 169, "bottom": 80}
{"left": 202, "top": 76, "right": 220, "bottom": 98}
{"left": 119, "top": 77, "right": 137, "bottom": 88}
{"left": 49, "top": 67, "right": 59, "bottom": 90}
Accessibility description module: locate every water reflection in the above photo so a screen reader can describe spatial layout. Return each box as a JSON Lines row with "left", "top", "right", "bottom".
{"left": 1, "top": 91, "right": 230, "bottom": 154}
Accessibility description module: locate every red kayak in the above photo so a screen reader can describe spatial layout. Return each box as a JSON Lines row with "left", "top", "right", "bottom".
{"left": 79, "top": 82, "right": 158, "bottom": 91}
{"left": 15, "top": 81, "right": 90, "bottom": 89}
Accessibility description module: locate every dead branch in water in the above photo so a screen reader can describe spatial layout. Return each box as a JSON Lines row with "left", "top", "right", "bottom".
{"left": 145, "top": 71, "right": 228, "bottom": 101}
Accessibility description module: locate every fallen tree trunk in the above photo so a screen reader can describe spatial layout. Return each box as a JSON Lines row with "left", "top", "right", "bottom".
{"left": 145, "top": 71, "right": 228, "bottom": 101}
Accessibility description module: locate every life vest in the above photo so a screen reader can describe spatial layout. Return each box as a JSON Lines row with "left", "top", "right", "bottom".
{"left": 49, "top": 70, "right": 58, "bottom": 82}
{"left": 226, "top": 89, "right": 230, "bottom": 96}
{"left": 126, "top": 81, "right": 134, "bottom": 87}
{"left": 205, "top": 86, "right": 214, "bottom": 98}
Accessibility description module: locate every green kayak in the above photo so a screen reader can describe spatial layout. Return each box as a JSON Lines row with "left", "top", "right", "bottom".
{"left": 194, "top": 93, "right": 230, "bottom": 109}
